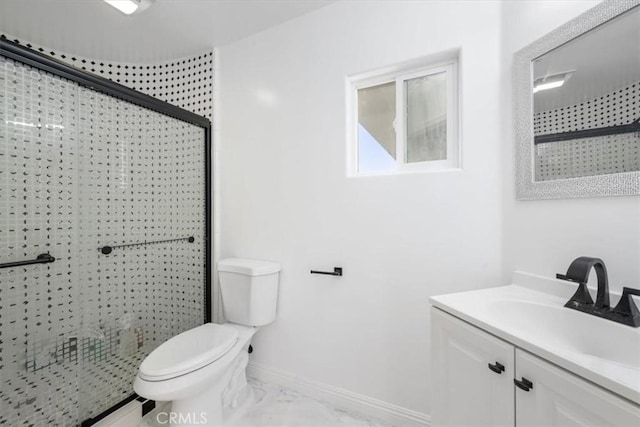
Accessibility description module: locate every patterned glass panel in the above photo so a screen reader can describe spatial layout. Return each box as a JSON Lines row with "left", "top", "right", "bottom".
{"left": 0, "top": 56, "right": 82, "bottom": 426}
{"left": 0, "top": 56, "right": 206, "bottom": 426}
{"left": 533, "top": 81, "right": 640, "bottom": 181}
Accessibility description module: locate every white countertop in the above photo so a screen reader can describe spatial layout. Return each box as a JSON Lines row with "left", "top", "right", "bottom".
{"left": 430, "top": 271, "right": 640, "bottom": 406}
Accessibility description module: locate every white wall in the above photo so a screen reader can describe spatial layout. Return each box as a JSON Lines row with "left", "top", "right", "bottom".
{"left": 500, "top": 0, "right": 640, "bottom": 293}
{"left": 219, "top": 0, "right": 640, "bottom": 418}
{"left": 218, "top": 0, "right": 503, "bottom": 416}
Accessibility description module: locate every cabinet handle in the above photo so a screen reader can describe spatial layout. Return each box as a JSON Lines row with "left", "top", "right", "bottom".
{"left": 514, "top": 377, "right": 533, "bottom": 392}
{"left": 488, "top": 362, "right": 505, "bottom": 374}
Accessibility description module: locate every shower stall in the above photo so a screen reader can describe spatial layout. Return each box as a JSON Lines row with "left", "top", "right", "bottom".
{"left": 0, "top": 38, "right": 211, "bottom": 426}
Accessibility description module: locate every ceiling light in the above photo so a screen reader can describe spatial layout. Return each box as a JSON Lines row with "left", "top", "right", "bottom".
{"left": 104, "top": 0, "right": 156, "bottom": 15}
{"left": 533, "top": 70, "right": 574, "bottom": 94}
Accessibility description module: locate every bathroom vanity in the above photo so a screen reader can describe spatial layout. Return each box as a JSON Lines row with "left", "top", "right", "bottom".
{"left": 430, "top": 272, "right": 640, "bottom": 426}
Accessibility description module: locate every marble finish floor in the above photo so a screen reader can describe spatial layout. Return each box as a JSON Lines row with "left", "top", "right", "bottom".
{"left": 141, "top": 379, "right": 391, "bottom": 426}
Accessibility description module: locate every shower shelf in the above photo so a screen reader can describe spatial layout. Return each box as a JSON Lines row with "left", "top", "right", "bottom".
{"left": 99, "top": 236, "right": 195, "bottom": 255}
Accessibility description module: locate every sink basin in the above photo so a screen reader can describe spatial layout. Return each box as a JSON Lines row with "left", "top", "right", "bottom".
{"left": 488, "top": 299, "right": 640, "bottom": 370}
{"left": 430, "top": 274, "right": 640, "bottom": 405}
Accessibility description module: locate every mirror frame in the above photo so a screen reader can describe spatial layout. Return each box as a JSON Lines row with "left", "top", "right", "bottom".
{"left": 514, "top": 0, "right": 640, "bottom": 200}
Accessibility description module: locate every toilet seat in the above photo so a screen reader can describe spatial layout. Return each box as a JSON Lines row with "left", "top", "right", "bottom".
{"left": 139, "top": 323, "right": 238, "bottom": 381}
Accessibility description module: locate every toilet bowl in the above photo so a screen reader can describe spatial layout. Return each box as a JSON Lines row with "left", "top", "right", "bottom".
{"left": 134, "top": 258, "right": 280, "bottom": 426}
{"left": 134, "top": 323, "right": 256, "bottom": 425}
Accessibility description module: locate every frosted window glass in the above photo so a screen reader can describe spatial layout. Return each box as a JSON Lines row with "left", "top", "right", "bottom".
{"left": 405, "top": 72, "right": 447, "bottom": 163}
{"left": 357, "top": 82, "right": 396, "bottom": 172}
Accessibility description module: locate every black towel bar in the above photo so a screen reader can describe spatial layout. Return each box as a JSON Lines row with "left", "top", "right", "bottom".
{"left": 99, "top": 236, "right": 195, "bottom": 255}
{"left": 310, "top": 267, "right": 343, "bottom": 276}
{"left": 534, "top": 117, "right": 640, "bottom": 144}
{"left": 0, "top": 253, "right": 55, "bottom": 269}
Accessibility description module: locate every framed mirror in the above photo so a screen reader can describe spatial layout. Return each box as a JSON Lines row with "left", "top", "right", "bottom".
{"left": 514, "top": 1, "right": 640, "bottom": 200}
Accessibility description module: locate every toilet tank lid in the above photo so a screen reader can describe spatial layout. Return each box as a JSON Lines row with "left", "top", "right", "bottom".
{"left": 218, "top": 258, "right": 281, "bottom": 276}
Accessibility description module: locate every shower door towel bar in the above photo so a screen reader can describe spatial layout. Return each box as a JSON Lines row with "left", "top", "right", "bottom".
{"left": 534, "top": 117, "right": 640, "bottom": 144}
{"left": 99, "top": 236, "right": 195, "bottom": 255}
{"left": 0, "top": 253, "right": 55, "bottom": 269}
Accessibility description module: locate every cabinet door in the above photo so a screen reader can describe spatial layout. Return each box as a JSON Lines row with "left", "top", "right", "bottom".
{"left": 431, "top": 308, "right": 515, "bottom": 427}
{"left": 515, "top": 350, "right": 640, "bottom": 426}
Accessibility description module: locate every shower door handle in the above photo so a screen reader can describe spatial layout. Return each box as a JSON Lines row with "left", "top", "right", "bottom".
{"left": 0, "top": 253, "right": 55, "bottom": 269}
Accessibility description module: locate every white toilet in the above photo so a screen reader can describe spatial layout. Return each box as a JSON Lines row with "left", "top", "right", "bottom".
{"left": 134, "top": 258, "right": 281, "bottom": 426}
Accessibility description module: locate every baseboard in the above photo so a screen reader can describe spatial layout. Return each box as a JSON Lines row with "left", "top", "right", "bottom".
{"left": 247, "top": 361, "right": 431, "bottom": 427}
{"left": 92, "top": 400, "right": 142, "bottom": 427}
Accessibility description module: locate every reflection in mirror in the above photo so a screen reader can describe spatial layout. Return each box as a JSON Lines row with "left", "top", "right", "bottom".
{"left": 532, "top": 5, "right": 640, "bottom": 182}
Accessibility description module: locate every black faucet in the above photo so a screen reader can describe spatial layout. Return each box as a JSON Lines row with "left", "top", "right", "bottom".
{"left": 556, "top": 257, "right": 609, "bottom": 309}
{"left": 557, "top": 257, "right": 640, "bottom": 327}
{"left": 611, "top": 287, "right": 640, "bottom": 327}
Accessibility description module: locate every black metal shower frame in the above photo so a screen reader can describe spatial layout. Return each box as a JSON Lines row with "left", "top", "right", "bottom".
{"left": 0, "top": 36, "right": 212, "bottom": 426}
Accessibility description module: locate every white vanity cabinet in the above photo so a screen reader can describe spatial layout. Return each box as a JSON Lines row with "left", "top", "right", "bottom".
{"left": 515, "top": 350, "right": 640, "bottom": 427}
{"left": 431, "top": 307, "right": 640, "bottom": 427}
{"left": 431, "top": 308, "right": 514, "bottom": 426}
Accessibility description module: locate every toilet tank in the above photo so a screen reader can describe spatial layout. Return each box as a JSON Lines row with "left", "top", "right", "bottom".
{"left": 218, "top": 258, "right": 281, "bottom": 327}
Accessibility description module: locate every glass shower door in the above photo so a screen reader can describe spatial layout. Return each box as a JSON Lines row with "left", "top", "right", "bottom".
{"left": 0, "top": 55, "right": 82, "bottom": 426}
{"left": 1, "top": 53, "right": 207, "bottom": 426}
{"left": 75, "top": 87, "right": 206, "bottom": 421}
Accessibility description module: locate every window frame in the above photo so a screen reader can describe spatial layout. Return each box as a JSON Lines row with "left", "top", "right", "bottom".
{"left": 348, "top": 58, "right": 460, "bottom": 177}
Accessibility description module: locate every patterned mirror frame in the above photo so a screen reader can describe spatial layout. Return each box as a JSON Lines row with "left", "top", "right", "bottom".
{"left": 513, "top": 0, "right": 640, "bottom": 200}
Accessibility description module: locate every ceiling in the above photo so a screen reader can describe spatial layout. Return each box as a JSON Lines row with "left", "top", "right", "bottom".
{"left": 533, "top": 5, "right": 640, "bottom": 113}
{"left": 0, "top": 0, "right": 333, "bottom": 63}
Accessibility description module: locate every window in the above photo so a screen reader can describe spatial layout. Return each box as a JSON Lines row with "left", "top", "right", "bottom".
{"left": 348, "top": 57, "right": 459, "bottom": 175}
